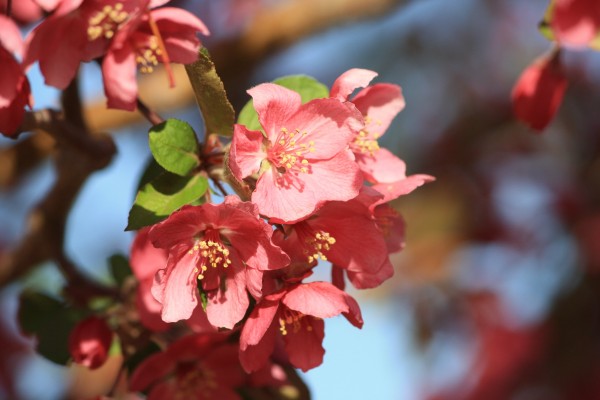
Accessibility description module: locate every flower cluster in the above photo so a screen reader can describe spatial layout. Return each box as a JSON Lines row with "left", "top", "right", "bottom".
{"left": 120, "top": 67, "right": 433, "bottom": 398}
{"left": 0, "top": 0, "right": 208, "bottom": 138}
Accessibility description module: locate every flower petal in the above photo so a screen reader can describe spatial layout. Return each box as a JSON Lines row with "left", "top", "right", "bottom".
{"left": 253, "top": 151, "right": 362, "bottom": 224}
{"left": 330, "top": 68, "right": 378, "bottom": 101}
{"left": 248, "top": 83, "right": 302, "bottom": 142}
{"left": 551, "top": 0, "right": 600, "bottom": 47}
{"left": 285, "top": 98, "right": 362, "bottom": 160}
{"left": 0, "top": 15, "right": 24, "bottom": 57}
{"left": 372, "top": 174, "right": 435, "bottom": 204}
{"left": 155, "top": 249, "right": 199, "bottom": 323}
{"left": 103, "top": 43, "right": 138, "bottom": 111}
{"left": 511, "top": 53, "right": 568, "bottom": 132}
{"left": 239, "top": 304, "right": 280, "bottom": 373}
{"left": 229, "top": 124, "right": 266, "bottom": 180}
{"left": 355, "top": 147, "right": 409, "bottom": 184}
{"left": 205, "top": 264, "right": 249, "bottom": 329}
{"left": 352, "top": 83, "right": 405, "bottom": 136}
{"left": 282, "top": 281, "right": 352, "bottom": 319}
{"left": 130, "top": 227, "right": 168, "bottom": 281}
{"left": 283, "top": 316, "right": 325, "bottom": 372}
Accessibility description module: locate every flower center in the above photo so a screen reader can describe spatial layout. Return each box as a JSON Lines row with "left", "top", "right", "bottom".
{"left": 189, "top": 231, "right": 232, "bottom": 280}
{"left": 268, "top": 127, "right": 315, "bottom": 175}
{"left": 87, "top": 3, "right": 129, "bottom": 40}
{"left": 136, "top": 36, "right": 162, "bottom": 74}
{"left": 176, "top": 363, "right": 217, "bottom": 399}
{"left": 352, "top": 130, "right": 380, "bottom": 155}
{"left": 294, "top": 224, "right": 336, "bottom": 263}
{"left": 352, "top": 115, "right": 383, "bottom": 156}
{"left": 279, "top": 309, "right": 313, "bottom": 336}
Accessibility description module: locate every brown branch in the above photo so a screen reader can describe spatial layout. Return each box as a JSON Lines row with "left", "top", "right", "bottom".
{"left": 0, "top": 111, "right": 116, "bottom": 293}
{"left": 136, "top": 98, "right": 164, "bottom": 126}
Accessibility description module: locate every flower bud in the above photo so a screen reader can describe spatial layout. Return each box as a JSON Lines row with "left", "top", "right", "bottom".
{"left": 68, "top": 316, "right": 113, "bottom": 370}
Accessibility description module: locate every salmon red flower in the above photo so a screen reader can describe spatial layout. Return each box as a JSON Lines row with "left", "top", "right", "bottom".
{"left": 229, "top": 83, "right": 363, "bottom": 224}
{"left": 148, "top": 196, "right": 290, "bottom": 329}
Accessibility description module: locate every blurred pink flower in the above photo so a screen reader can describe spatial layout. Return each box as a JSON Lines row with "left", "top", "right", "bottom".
{"left": 511, "top": 52, "right": 568, "bottom": 132}
{"left": 68, "top": 316, "right": 113, "bottom": 370}
{"left": 551, "top": 0, "right": 600, "bottom": 48}
{"left": 0, "top": 15, "right": 32, "bottom": 138}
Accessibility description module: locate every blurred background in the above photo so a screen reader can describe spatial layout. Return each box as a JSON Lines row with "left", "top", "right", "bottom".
{"left": 2, "top": 0, "right": 600, "bottom": 399}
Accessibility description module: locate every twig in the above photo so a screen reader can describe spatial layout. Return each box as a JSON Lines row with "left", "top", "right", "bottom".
{"left": 136, "top": 98, "right": 164, "bottom": 126}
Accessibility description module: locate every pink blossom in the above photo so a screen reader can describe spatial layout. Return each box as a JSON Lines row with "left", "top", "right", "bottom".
{"left": 0, "top": 15, "right": 32, "bottom": 138}
{"left": 24, "top": 0, "right": 208, "bottom": 103}
{"left": 130, "top": 333, "right": 245, "bottom": 400}
{"left": 274, "top": 190, "right": 394, "bottom": 289}
{"left": 511, "top": 52, "right": 568, "bottom": 132}
{"left": 68, "top": 316, "right": 113, "bottom": 369}
{"left": 331, "top": 68, "right": 434, "bottom": 198}
{"left": 550, "top": 0, "right": 600, "bottom": 48}
{"left": 0, "top": 0, "right": 43, "bottom": 24}
{"left": 229, "top": 83, "right": 363, "bottom": 224}
{"left": 148, "top": 196, "right": 290, "bottom": 328}
{"left": 102, "top": 3, "right": 209, "bottom": 110}
{"left": 130, "top": 228, "right": 214, "bottom": 333}
{"left": 239, "top": 281, "right": 363, "bottom": 373}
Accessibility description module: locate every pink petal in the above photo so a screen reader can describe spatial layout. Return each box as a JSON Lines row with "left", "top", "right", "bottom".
{"left": 352, "top": 83, "right": 405, "bottom": 136}
{"left": 551, "top": 0, "right": 600, "bottom": 47}
{"left": 331, "top": 265, "right": 346, "bottom": 291}
{"left": 229, "top": 125, "right": 266, "bottom": 180}
{"left": 372, "top": 174, "right": 435, "bottom": 204}
{"left": 355, "top": 147, "right": 408, "bottom": 184}
{"left": 186, "top": 305, "right": 217, "bottom": 332}
{"left": 253, "top": 151, "right": 362, "bottom": 224}
{"left": 239, "top": 305, "right": 280, "bottom": 373}
{"left": 240, "top": 298, "right": 281, "bottom": 348}
{"left": 283, "top": 317, "right": 325, "bottom": 372}
{"left": 347, "top": 259, "right": 394, "bottom": 289}
{"left": 330, "top": 68, "right": 378, "bottom": 101}
{"left": 248, "top": 83, "right": 302, "bottom": 142}
{"left": 155, "top": 250, "right": 199, "bottom": 323}
{"left": 0, "top": 50, "right": 21, "bottom": 108}
{"left": 511, "top": 54, "right": 568, "bottom": 132}
{"left": 149, "top": 0, "right": 171, "bottom": 8}
{"left": 103, "top": 44, "right": 138, "bottom": 111}
{"left": 283, "top": 98, "right": 363, "bottom": 160}
{"left": 245, "top": 268, "right": 264, "bottom": 300}
{"left": 130, "top": 227, "right": 168, "bottom": 280}
{"left": 148, "top": 381, "right": 178, "bottom": 400}
{"left": 149, "top": 205, "right": 207, "bottom": 249}
{"left": 136, "top": 280, "right": 170, "bottom": 332}
{"left": 35, "top": 14, "right": 87, "bottom": 89}
{"left": 162, "top": 35, "right": 201, "bottom": 64}
{"left": 151, "top": 7, "right": 210, "bottom": 36}
{"left": 282, "top": 282, "right": 352, "bottom": 319}
{"left": 311, "top": 201, "right": 389, "bottom": 275}
{"left": 129, "top": 352, "right": 175, "bottom": 391}
{"left": 0, "top": 15, "right": 24, "bottom": 56}
{"left": 205, "top": 266, "right": 249, "bottom": 329}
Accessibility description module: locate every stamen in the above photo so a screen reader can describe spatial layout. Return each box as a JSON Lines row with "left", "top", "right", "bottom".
{"left": 189, "top": 236, "right": 232, "bottom": 280}
{"left": 148, "top": 13, "right": 175, "bottom": 88}
{"left": 304, "top": 230, "right": 336, "bottom": 263}
{"left": 87, "top": 2, "right": 129, "bottom": 41}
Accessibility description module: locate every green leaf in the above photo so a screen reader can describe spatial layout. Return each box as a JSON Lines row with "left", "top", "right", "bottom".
{"left": 126, "top": 172, "right": 209, "bottom": 231}
{"left": 108, "top": 254, "right": 131, "bottom": 287}
{"left": 148, "top": 119, "right": 200, "bottom": 176}
{"left": 185, "top": 48, "right": 235, "bottom": 137}
{"left": 237, "top": 75, "right": 329, "bottom": 131}
{"left": 273, "top": 75, "right": 329, "bottom": 103}
{"left": 18, "top": 291, "right": 83, "bottom": 365}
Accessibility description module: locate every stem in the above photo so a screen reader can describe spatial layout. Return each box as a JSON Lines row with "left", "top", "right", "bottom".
{"left": 136, "top": 98, "right": 164, "bottom": 125}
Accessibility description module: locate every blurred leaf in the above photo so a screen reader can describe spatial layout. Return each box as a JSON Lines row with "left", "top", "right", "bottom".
{"left": 109, "top": 254, "right": 131, "bottom": 287}
{"left": 273, "top": 75, "right": 329, "bottom": 103}
{"left": 126, "top": 172, "right": 209, "bottom": 231}
{"left": 237, "top": 75, "right": 329, "bottom": 131}
{"left": 18, "top": 291, "right": 83, "bottom": 365}
{"left": 148, "top": 119, "right": 200, "bottom": 176}
{"left": 185, "top": 48, "right": 235, "bottom": 137}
